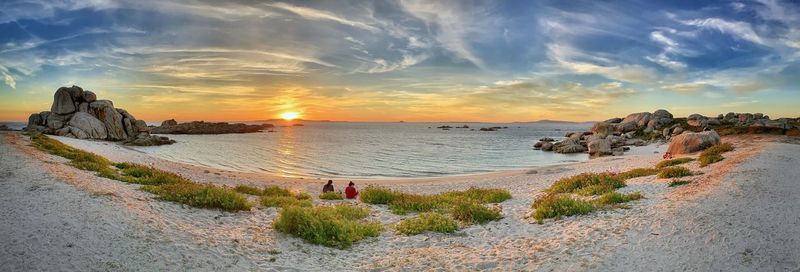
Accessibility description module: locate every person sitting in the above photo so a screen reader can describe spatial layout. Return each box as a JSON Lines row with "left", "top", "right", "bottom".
{"left": 322, "top": 180, "right": 334, "bottom": 193}
{"left": 344, "top": 181, "right": 359, "bottom": 199}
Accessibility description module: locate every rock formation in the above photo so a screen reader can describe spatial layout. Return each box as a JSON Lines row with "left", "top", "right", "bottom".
{"left": 533, "top": 108, "right": 798, "bottom": 158}
{"left": 24, "top": 85, "right": 174, "bottom": 146}
{"left": 667, "top": 131, "right": 721, "bottom": 155}
{"left": 150, "top": 120, "right": 273, "bottom": 134}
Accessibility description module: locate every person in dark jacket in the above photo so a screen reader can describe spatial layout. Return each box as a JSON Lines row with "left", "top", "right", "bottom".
{"left": 322, "top": 180, "right": 334, "bottom": 193}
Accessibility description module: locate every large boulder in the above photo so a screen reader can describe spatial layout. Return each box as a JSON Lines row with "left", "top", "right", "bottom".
{"left": 27, "top": 113, "right": 43, "bottom": 128}
{"left": 553, "top": 139, "right": 586, "bottom": 153}
{"left": 46, "top": 113, "right": 71, "bottom": 130}
{"left": 65, "top": 85, "right": 84, "bottom": 102}
{"left": 134, "top": 120, "right": 149, "bottom": 132}
{"left": 667, "top": 131, "right": 721, "bottom": 155}
{"left": 588, "top": 138, "right": 612, "bottom": 157}
{"left": 68, "top": 112, "right": 108, "bottom": 139}
{"left": 51, "top": 87, "right": 76, "bottom": 114}
{"left": 161, "top": 119, "right": 178, "bottom": 127}
{"left": 591, "top": 122, "right": 614, "bottom": 138}
{"left": 651, "top": 109, "right": 673, "bottom": 128}
{"left": 621, "top": 112, "right": 652, "bottom": 127}
{"left": 89, "top": 100, "right": 127, "bottom": 140}
{"left": 83, "top": 91, "right": 96, "bottom": 103}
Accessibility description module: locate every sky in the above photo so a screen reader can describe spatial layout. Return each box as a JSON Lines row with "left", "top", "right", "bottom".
{"left": 1, "top": 0, "right": 799, "bottom": 122}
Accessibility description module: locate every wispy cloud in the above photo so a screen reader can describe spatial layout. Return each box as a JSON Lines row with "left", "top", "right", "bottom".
{"left": 266, "top": 2, "right": 379, "bottom": 32}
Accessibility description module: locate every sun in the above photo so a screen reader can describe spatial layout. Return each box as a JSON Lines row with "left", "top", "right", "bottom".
{"left": 280, "top": 112, "right": 300, "bottom": 120}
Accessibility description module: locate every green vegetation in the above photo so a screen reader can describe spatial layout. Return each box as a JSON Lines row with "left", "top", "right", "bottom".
{"left": 617, "top": 168, "right": 660, "bottom": 180}
{"left": 30, "top": 134, "right": 251, "bottom": 212}
{"left": 656, "top": 158, "right": 695, "bottom": 169}
{"left": 657, "top": 166, "right": 694, "bottom": 179}
{"left": 273, "top": 204, "right": 383, "bottom": 249}
{"left": 668, "top": 180, "right": 692, "bottom": 187}
{"left": 234, "top": 185, "right": 263, "bottom": 195}
{"left": 546, "top": 173, "right": 625, "bottom": 195}
{"left": 699, "top": 143, "right": 734, "bottom": 167}
{"left": 319, "top": 191, "right": 344, "bottom": 200}
{"left": 143, "top": 183, "right": 252, "bottom": 211}
{"left": 260, "top": 195, "right": 312, "bottom": 208}
{"left": 360, "top": 186, "right": 510, "bottom": 226}
{"left": 395, "top": 212, "right": 459, "bottom": 235}
{"left": 531, "top": 194, "right": 595, "bottom": 223}
{"left": 449, "top": 201, "right": 502, "bottom": 224}
{"left": 594, "top": 191, "right": 643, "bottom": 205}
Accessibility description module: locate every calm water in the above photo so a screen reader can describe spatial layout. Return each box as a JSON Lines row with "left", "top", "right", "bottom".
{"left": 129, "top": 122, "right": 590, "bottom": 179}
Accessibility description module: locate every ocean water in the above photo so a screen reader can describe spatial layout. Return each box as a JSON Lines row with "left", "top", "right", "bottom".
{"left": 130, "top": 122, "right": 591, "bottom": 179}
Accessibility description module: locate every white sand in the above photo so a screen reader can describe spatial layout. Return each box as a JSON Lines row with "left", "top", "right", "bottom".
{"left": 2, "top": 131, "right": 798, "bottom": 271}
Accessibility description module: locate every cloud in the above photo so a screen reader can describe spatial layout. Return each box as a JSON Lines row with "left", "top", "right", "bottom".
{"left": 547, "top": 44, "right": 657, "bottom": 83}
{"left": 398, "top": 0, "right": 488, "bottom": 69}
{"left": 0, "top": 64, "right": 15, "bottom": 89}
{"left": 356, "top": 52, "right": 428, "bottom": 73}
{"left": 661, "top": 82, "right": 708, "bottom": 93}
{"left": 266, "top": 2, "right": 379, "bottom": 32}
{"left": 679, "top": 18, "right": 765, "bottom": 45}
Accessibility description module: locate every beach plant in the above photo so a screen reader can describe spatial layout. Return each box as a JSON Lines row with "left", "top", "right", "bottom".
{"left": 262, "top": 186, "right": 292, "bottom": 197}
{"left": 395, "top": 212, "right": 459, "bottom": 235}
{"left": 234, "top": 185, "right": 263, "bottom": 195}
{"left": 359, "top": 187, "right": 402, "bottom": 204}
{"left": 449, "top": 201, "right": 502, "bottom": 224}
{"left": 616, "top": 168, "right": 660, "bottom": 180}
{"left": 273, "top": 204, "right": 383, "bottom": 249}
{"left": 260, "top": 195, "right": 312, "bottom": 208}
{"left": 142, "top": 183, "right": 252, "bottom": 211}
{"left": 31, "top": 134, "right": 252, "bottom": 212}
{"left": 657, "top": 166, "right": 694, "bottom": 179}
{"left": 655, "top": 158, "right": 696, "bottom": 169}
{"left": 319, "top": 191, "right": 344, "bottom": 200}
{"left": 594, "top": 191, "right": 644, "bottom": 205}
{"left": 440, "top": 187, "right": 512, "bottom": 203}
{"left": 698, "top": 143, "right": 734, "bottom": 167}
{"left": 531, "top": 194, "right": 595, "bottom": 223}
{"left": 668, "top": 179, "right": 692, "bottom": 187}
{"left": 546, "top": 173, "right": 625, "bottom": 195}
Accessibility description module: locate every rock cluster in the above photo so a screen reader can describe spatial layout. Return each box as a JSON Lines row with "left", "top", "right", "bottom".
{"left": 150, "top": 120, "right": 273, "bottom": 134}
{"left": 534, "top": 109, "right": 670, "bottom": 157}
{"left": 688, "top": 112, "right": 794, "bottom": 130}
{"left": 25, "top": 86, "right": 175, "bottom": 146}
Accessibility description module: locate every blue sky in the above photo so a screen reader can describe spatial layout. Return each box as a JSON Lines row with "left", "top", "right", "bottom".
{"left": 1, "top": 0, "right": 799, "bottom": 122}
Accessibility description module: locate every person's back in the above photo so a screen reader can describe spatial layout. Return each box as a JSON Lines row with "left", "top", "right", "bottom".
{"left": 345, "top": 182, "right": 358, "bottom": 199}
{"left": 322, "top": 180, "right": 334, "bottom": 193}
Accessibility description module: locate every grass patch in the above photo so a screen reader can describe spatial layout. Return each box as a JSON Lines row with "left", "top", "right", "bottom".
{"left": 234, "top": 185, "right": 263, "bottom": 195}
{"left": 594, "top": 191, "right": 643, "bottom": 205}
{"left": 657, "top": 166, "right": 694, "bottom": 178}
{"left": 656, "top": 158, "right": 696, "bottom": 169}
{"left": 360, "top": 186, "right": 510, "bottom": 225}
{"left": 617, "top": 168, "right": 660, "bottom": 180}
{"left": 260, "top": 195, "right": 312, "bottom": 208}
{"left": 273, "top": 204, "right": 382, "bottom": 249}
{"left": 547, "top": 173, "right": 625, "bottom": 195}
{"left": 319, "top": 191, "right": 344, "bottom": 200}
{"left": 449, "top": 201, "right": 502, "bottom": 224}
{"left": 531, "top": 194, "right": 595, "bottom": 223}
{"left": 395, "top": 212, "right": 459, "bottom": 235}
{"left": 668, "top": 179, "right": 692, "bottom": 187}
{"left": 31, "top": 134, "right": 252, "bottom": 212}
{"left": 699, "top": 143, "right": 734, "bottom": 167}
{"left": 142, "top": 183, "right": 252, "bottom": 211}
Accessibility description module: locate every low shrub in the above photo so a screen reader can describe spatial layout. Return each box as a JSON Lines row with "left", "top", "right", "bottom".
{"left": 699, "top": 143, "right": 734, "bottom": 167}
{"left": 395, "top": 212, "right": 459, "bottom": 235}
{"left": 531, "top": 194, "right": 595, "bottom": 223}
{"left": 142, "top": 182, "right": 252, "bottom": 212}
{"left": 617, "top": 168, "right": 660, "bottom": 180}
{"left": 594, "top": 191, "right": 643, "bottom": 205}
{"left": 263, "top": 186, "right": 292, "bottom": 197}
{"left": 260, "top": 195, "right": 312, "bottom": 208}
{"left": 657, "top": 166, "right": 694, "bottom": 179}
{"left": 655, "top": 158, "right": 695, "bottom": 169}
{"left": 360, "top": 187, "right": 402, "bottom": 204}
{"left": 668, "top": 179, "right": 691, "bottom": 187}
{"left": 273, "top": 204, "right": 382, "bottom": 249}
{"left": 319, "top": 191, "right": 344, "bottom": 200}
{"left": 574, "top": 184, "right": 616, "bottom": 196}
{"left": 234, "top": 185, "right": 263, "bottom": 195}
{"left": 440, "top": 187, "right": 512, "bottom": 203}
{"left": 547, "top": 173, "right": 625, "bottom": 195}
{"left": 449, "top": 201, "right": 502, "bottom": 224}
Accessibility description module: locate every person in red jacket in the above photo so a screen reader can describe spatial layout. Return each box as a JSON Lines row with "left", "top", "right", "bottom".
{"left": 344, "top": 181, "right": 358, "bottom": 199}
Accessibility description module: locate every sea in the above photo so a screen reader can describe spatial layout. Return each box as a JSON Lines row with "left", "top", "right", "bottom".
{"left": 127, "top": 121, "right": 592, "bottom": 179}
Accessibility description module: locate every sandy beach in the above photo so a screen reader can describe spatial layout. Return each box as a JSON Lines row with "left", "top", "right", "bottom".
{"left": 2, "top": 131, "right": 799, "bottom": 271}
